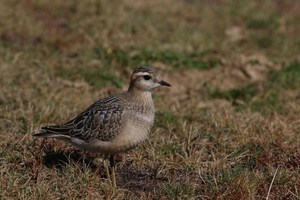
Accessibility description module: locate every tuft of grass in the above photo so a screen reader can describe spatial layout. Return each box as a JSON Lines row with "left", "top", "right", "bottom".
{"left": 247, "top": 59, "right": 261, "bottom": 65}
{"left": 56, "top": 66, "right": 123, "bottom": 88}
{"left": 161, "top": 182, "right": 198, "bottom": 199}
{"left": 269, "top": 61, "right": 300, "bottom": 89}
{"left": 155, "top": 111, "right": 177, "bottom": 127}
{"left": 256, "top": 36, "right": 273, "bottom": 48}
{"left": 250, "top": 90, "right": 281, "bottom": 113}
{"left": 211, "top": 84, "right": 257, "bottom": 103}
{"left": 247, "top": 16, "right": 279, "bottom": 30}
{"left": 79, "top": 67, "right": 124, "bottom": 88}
{"left": 210, "top": 62, "right": 300, "bottom": 114}
{"left": 201, "top": 165, "right": 246, "bottom": 192}
{"left": 155, "top": 144, "right": 186, "bottom": 158}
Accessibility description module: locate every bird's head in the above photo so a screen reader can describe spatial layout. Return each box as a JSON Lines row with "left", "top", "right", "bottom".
{"left": 129, "top": 66, "right": 171, "bottom": 92}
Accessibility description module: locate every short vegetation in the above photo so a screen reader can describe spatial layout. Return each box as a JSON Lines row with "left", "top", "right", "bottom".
{"left": 0, "top": 0, "right": 299, "bottom": 199}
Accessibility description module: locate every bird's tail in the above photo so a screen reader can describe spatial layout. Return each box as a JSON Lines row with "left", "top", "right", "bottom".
{"left": 32, "top": 132, "right": 58, "bottom": 138}
{"left": 32, "top": 126, "right": 71, "bottom": 138}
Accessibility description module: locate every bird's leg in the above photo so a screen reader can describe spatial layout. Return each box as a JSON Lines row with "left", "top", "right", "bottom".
{"left": 109, "top": 154, "right": 116, "bottom": 187}
{"left": 103, "top": 156, "right": 111, "bottom": 180}
{"left": 82, "top": 150, "right": 87, "bottom": 168}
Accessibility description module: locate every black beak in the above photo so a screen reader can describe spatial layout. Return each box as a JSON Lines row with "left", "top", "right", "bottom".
{"left": 159, "top": 80, "right": 171, "bottom": 87}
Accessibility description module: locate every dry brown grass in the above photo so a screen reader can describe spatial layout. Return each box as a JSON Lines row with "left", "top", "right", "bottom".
{"left": 1, "top": 0, "right": 300, "bottom": 199}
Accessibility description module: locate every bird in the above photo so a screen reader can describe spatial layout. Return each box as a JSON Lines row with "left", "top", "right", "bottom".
{"left": 33, "top": 66, "right": 171, "bottom": 187}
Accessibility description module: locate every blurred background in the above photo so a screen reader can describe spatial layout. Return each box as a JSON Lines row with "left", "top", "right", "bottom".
{"left": 0, "top": 0, "right": 299, "bottom": 199}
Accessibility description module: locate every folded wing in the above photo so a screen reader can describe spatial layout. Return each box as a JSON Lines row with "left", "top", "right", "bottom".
{"left": 34, "top": 95, "right": 124, "bottom": 142}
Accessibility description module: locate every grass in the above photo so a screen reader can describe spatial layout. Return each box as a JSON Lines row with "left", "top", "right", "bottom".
{"left": 1, "top": 0, "right": 300, "bottom": 199}
{"left": 269, "top": 61, "right": 300, "bottom": 89}
{"left": 211, "top": 61, "right": 300, "bottom": 114}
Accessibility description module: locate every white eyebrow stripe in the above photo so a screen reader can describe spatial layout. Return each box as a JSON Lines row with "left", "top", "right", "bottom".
{"left": 134, "top": 72, "right": 151, "bottom": 76}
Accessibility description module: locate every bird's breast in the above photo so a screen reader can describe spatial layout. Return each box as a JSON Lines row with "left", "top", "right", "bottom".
{"left": 106, "top": 110, "right": 154, "bottom": 153}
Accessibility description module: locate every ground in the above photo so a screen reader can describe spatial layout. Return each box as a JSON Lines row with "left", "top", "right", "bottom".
{"left": 0, "top": 0, "right": 300, "bottom": 199}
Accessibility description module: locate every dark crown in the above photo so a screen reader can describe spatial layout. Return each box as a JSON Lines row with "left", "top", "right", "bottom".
{"left": 133, "top": 66, "right": 159, "bottom": 74}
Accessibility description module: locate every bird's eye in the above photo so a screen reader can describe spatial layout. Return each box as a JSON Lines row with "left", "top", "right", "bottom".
{"left": 143, "top": 75, "right": 152, "bottom": 80}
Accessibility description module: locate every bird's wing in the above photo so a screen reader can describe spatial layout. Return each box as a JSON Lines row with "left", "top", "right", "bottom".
{"left": 40, "top": 95, "right": 124, "bottom": 141}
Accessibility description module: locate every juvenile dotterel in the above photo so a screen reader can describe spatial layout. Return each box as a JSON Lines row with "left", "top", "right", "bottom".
{"left": 33, "top": 66, "right": 171, "bottom": 186}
